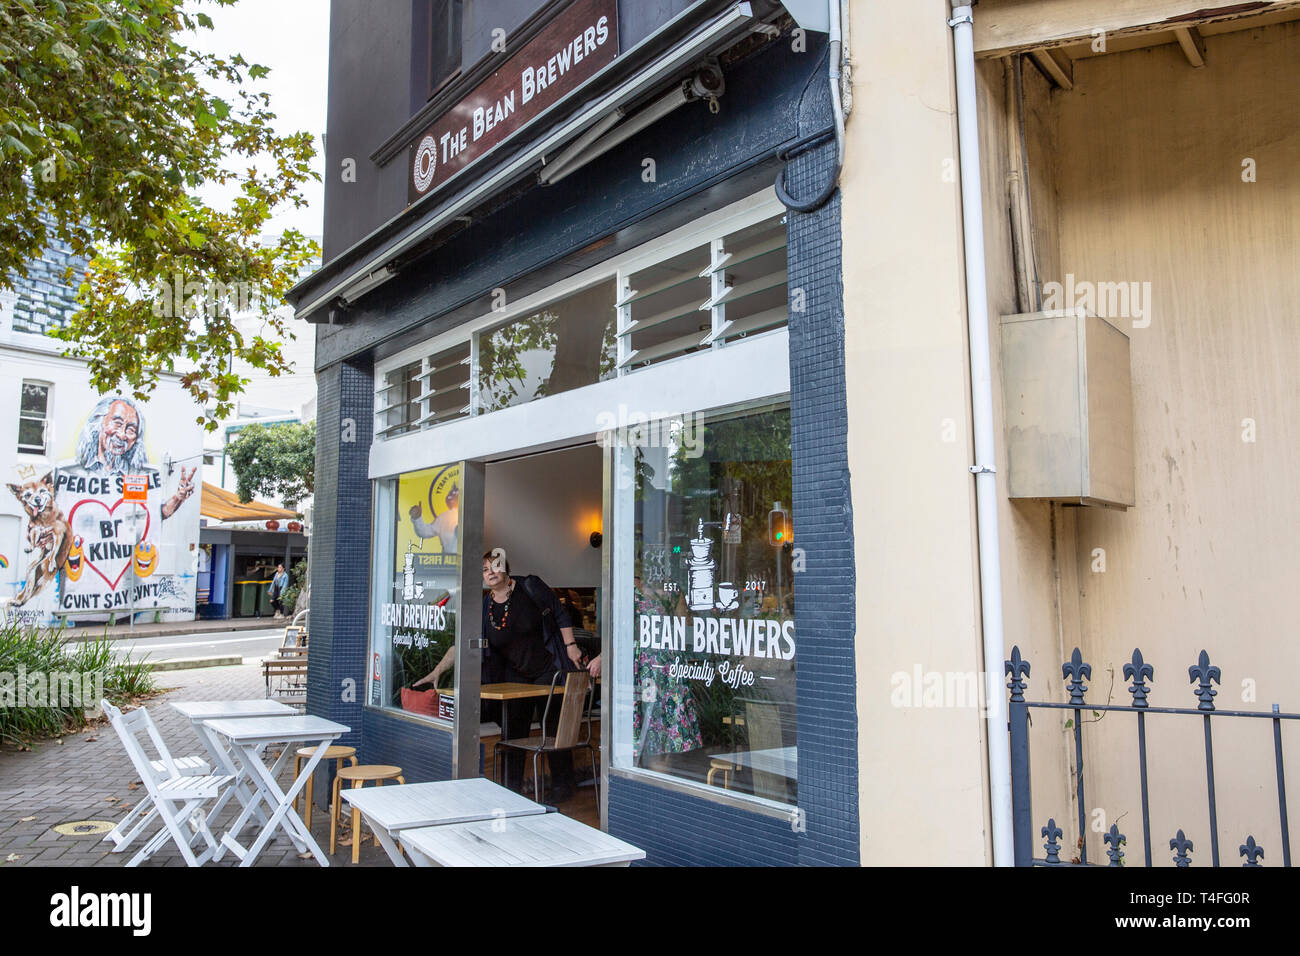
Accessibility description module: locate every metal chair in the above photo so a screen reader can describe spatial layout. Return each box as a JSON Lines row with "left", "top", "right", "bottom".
{"left": 493, "top": 671, "right": 598, "bottom": 809}
{"left": 100, "top": 700, "right": 233, "bottom": 866}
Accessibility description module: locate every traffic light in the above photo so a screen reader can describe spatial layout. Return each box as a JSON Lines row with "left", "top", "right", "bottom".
{"left": 767, "top": 502, "right": 791, "bottom": 548}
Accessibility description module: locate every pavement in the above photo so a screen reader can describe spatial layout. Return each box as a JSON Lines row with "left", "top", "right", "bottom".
{"left": 0, "top": 662, "right": 390, "bottom": 868}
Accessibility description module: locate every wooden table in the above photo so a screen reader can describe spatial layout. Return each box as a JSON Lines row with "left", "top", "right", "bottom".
{"left": 341, "top": 778, "right": 547, "bottom": 866}
{"left": 479, "top": 681, "right": 599, "bottom": 739}
{"left": 203, "top": 714, "right": 349, "bottom": 867}
{"left": 397, "top": 811, "right": 645, "bottom": 867}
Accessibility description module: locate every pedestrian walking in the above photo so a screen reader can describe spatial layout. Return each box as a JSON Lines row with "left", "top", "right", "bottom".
{"left": 270, "top": 563, "right": 290, "bottom": 619}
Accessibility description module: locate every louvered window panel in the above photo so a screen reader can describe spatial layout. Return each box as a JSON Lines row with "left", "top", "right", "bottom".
{"left": 414, "top": 341, "right": 472, "bottom": 427}
{"left": 617, "top": 212, "right": 787, "bottom": 372}
{"left": 618, "top": 245, "right": 712, "bottom": 371}
{"left": 375, "top": 361, "right": 422, "bottom": 439}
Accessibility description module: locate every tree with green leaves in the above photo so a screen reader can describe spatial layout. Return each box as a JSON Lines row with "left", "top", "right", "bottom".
{"left": 226, "top": 419, "right": 314, "bottom": 507}
{"left": 0, "top": 0, "right": 319, "bottom": 429}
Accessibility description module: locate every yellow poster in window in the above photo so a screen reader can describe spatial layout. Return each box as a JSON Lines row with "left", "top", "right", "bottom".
{"left": 395, "top": 463, "right": 460, "bottom": 572}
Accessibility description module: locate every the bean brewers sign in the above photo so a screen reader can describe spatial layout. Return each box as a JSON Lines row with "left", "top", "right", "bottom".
{"left": 407, "top": 0, "right": 619, "bottom": 204}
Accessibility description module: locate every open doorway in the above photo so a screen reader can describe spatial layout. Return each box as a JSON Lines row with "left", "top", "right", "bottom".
{"left": 479, "top": 443, "right": 604, "bottom": 827}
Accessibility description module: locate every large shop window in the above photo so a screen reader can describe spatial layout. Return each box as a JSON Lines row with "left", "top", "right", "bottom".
{"left": 369, "top": 462, "right": 463, "bottom": 721}
{"left": 614, "top": 403, "right": 796, "bottom": 805}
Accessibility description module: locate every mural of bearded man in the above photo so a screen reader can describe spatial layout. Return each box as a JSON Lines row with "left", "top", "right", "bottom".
{"left": 73, "top": 395, "right": 195, "bottom": 519}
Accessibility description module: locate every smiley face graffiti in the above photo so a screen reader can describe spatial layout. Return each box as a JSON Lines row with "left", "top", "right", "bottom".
{"left": 133, "top": 541, "right": 158, "bottom": 578}
{"left": 64, "top": 536, "right": 85, "bottom": 582}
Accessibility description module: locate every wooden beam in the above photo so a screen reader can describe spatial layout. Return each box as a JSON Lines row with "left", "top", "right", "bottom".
{"left": 1030, "top": 47, "right": 1075, "bottom": 89}
{"left": 974, "top": 0, "right": 1300, "bottom": 56}
{"left": 1174, "top": 25, "right": 1208, "bottom": 65}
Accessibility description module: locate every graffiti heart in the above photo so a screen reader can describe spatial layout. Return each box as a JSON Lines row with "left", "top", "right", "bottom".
{"left": 65, "top": 498, "right": 153, "bottom": 590}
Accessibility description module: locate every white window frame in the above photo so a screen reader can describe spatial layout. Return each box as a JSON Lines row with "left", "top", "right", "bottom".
{"left": 607, "top": 398, "right": 800, "bottom": 822}
{"left": 371, "top": 188, "right": 789, "bottom": 480}
{"left": 17, "top": 379, "right": 52, "bottom": 456}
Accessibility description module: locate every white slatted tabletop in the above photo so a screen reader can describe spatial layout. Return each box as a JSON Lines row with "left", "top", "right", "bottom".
{"left": 171, "top": 699, "right": 297, "bottom": 720}
{"left": 398, "top": 812, "right": 645, "bottom": 867}
{"left": 343, "top": 778, "right": 544, "bottom": 831}
{"left": 203, "top": 714, "right": 348, "bottom": 744}
{"left": 341, "top": 778, "right": 545, "bottom": 866}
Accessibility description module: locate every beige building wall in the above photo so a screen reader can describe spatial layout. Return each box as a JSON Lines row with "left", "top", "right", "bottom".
{"left": 998, "top": 19, "right": 1300, "bottom": 864}
{"left": 843, "top": 0, "right": 993, "bottom": 865}
{"left": 845, "top": 1, "right": 1297, "bottom": 866}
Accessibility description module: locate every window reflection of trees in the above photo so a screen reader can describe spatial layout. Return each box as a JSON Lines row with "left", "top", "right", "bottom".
{"left": 477, "top": 283, "right": 618, "bottom": 412}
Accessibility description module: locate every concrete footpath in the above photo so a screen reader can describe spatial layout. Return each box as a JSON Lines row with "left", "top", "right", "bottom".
{"left": 0, "top": 663, "right": 386, "bottom": 868}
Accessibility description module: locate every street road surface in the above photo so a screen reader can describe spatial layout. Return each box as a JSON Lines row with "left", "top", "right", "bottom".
{"left": 110, "top": 628, "right": 285, "bottom": 664}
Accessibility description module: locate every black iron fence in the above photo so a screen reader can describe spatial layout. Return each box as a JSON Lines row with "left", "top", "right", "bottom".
{"left": 1006, "top": 645, "right": 1295, "bottom": 866}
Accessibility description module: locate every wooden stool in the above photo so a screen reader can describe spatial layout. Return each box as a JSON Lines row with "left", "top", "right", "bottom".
{"left": 330, "top": 765, "right": 404, "bottom": 863}
{"left": 707, "top": 758, "right": 734, "bottom": 789}
{"left": 293, "top": 745, "right": 357, "bottom": 829}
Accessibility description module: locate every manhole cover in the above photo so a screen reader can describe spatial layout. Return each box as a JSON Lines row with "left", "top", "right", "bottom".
{"left": 52, "top": 820, "right": 115, "bottom": 836}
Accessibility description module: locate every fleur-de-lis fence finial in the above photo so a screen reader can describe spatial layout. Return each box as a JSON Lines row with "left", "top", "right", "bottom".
{"left": 1170, "top": 829, "right": 1194, "bottom": 867}
{"left": 1240, "top": 836, "right": 1264, "bottom": 867}
{"left": 1006, "top": 646, "right": 1030, "bottom": 703}
{"left": 1104, "top": 824, "right": 1126, "bottom": 866}
{"left": 1188, "top": 649, "right": 1221, "bottom": 711}
{"left": 1041, "top": 818, "right": 1063, "bottom": 864}
{"left": 1063, "top": 647, "right": 1091, "bottom": 705}
{"left": 1124, "top": 648, "right": 1154, "bottom": 708}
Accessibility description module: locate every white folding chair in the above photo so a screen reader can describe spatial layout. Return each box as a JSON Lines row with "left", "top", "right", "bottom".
{"left": 101, "top": 700, "right": 233, "bottom": 867}
{"left": 104, "top": 750, "right": 211, "bottom": 855}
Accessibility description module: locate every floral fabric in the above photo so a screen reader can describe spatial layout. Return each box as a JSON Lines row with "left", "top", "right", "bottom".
{"left": 633, "top": 587, "right": 703, "bottom": 758}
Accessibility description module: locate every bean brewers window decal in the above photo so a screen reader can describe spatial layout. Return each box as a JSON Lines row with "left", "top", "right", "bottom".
{"left": 617, "top": 403, "right": 797, "bottom": 805}
{"left": 369, "top": 463, "right": 461, "bottom": 718}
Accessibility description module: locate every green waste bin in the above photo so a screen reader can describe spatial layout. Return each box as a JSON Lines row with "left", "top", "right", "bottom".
{"left": 236, "top": 581, "right": 261, "bottom": 617}
{"left": 256, "top": 582, "right": 273, "bottom": 616}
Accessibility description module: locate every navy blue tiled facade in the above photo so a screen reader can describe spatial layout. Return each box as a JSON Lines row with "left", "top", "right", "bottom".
{"left": 306, "top": 359, "right": 373, "bottom": 753}
{"left": 309, "top": 30, "right": 857, "bottom": 863}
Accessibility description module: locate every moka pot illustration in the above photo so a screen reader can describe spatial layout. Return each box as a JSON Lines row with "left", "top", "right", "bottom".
{"left": 686, "top": 518, "right": 716, "bottom": 612}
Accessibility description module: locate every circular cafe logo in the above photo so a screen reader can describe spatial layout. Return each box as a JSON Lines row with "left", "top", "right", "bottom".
{"left": 413, "top": 135, "right": 438, "bottom": 192}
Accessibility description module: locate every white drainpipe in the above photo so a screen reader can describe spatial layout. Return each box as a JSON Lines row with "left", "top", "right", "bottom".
{"left": 948, "top": 1, "right": 1015, "bottom": 867}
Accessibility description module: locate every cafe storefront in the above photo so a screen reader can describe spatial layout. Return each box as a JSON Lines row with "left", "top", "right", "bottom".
{"left": 293, "top": 0, "right": 857, "bottom": 866}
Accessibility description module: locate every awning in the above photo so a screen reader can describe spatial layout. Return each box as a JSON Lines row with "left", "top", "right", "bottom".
{"left": 200, "top": 482, "right": 299, "bottom": 522}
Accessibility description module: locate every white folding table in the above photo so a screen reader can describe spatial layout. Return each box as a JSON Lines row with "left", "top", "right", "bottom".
{"left": 711, "top": 745, "right": 797, "bottom": 777}
{"left": 170, "top": 699, "right": 297, "bottom": 832}
{"left": 341, "top": 778, "right": 547, "bottom": 866}
{"left": 397, "top": 811, "right": 646, "bottom": 867}
{"left": 202, "top": 714, "right": 349, "bottom": 867}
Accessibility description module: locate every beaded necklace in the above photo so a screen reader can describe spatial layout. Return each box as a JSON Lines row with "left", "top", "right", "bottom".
{"left": 488, "top": 581, "right": 513, "bottom": 631}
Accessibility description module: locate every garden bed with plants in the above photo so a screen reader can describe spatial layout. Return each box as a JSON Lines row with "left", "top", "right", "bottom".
{"left": 0, "top": 621, "right": 159, "bottom": 748}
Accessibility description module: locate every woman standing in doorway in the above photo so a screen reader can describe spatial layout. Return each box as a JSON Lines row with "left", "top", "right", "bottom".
{"left": 415, "top": 549, "right": 584, "bottom": 800}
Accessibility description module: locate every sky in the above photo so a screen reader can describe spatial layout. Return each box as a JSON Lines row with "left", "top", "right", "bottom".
{"left": 187, "top": 0, "right": 330, "bottom": 241}
{"left": 184, "top": 0, "right": 331, "bottom": 422}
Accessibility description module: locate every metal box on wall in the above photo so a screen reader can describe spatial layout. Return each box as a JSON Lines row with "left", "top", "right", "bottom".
{"left": 999, "top": 308, "right": 1135, "bottom": 509}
